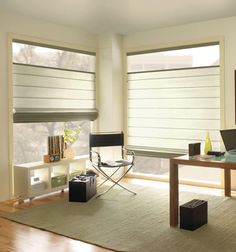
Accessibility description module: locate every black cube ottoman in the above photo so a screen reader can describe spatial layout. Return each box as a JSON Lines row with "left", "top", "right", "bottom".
{"left": 180, "top": 199, "right": 207, "bottom": 231}
{"left": 69, "top": 174, "right": 97, "bottom": 202}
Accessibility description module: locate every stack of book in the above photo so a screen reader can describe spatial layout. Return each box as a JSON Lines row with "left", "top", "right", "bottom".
{"left": 43, "top": 135, "right": 65, "bottom": 163}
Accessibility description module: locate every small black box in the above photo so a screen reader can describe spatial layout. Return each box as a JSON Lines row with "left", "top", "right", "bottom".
{"left": 69, "top": 175, "right": 97, "bottom": 202}
{"left": 180, "top": 199, "right": 207, "bottom": 231}
{"left": 188, "top": 143, "right": 201, "bottom": 156}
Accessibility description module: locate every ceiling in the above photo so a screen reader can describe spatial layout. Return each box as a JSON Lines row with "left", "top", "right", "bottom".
{"left": 0, "top": 0, "right": 236, "bottom": 35}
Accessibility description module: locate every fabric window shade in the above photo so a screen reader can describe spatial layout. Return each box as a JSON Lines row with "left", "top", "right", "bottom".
{"left": 13, "top": 63, "right": 98, "bottom": 123}
{"left": 127, "top": 66, "right": 220, "bottom": 153}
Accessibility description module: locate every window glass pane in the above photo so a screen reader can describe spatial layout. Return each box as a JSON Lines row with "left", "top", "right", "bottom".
{"left": 132, "top": 156, "right": 169, "bottom": 176}
{"left": 132, "top": 156, "right": 221, "bottom": 185}
{"left": 14, "top": 121, "right": 90, "bottom": 164}
{"left": 127, "top": 45, "right": 219, "bottom": 73}
{"left": 13, "top": 42, "right": 95, "bottom": 72}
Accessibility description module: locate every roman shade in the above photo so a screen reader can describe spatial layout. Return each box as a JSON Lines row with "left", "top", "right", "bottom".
{"left": 127, "top": 66, "right": 221, "bottom": 153}
{"left": 13, "top": 63, "right": 98, "bottom": 123}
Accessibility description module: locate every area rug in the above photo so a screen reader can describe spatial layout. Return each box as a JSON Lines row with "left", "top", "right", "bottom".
{"left": 4, "top": 184, "right": 236, "bottom": 252}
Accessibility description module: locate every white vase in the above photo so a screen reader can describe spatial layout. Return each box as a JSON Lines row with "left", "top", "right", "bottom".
{"left": 64, "top": 144, "right": 75, "bottom": 159}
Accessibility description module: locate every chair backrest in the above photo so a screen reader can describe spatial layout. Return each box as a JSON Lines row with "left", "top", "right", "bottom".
{"left": 89, "top": 132, "right": 124, "bottom": 160}
{"left": 89, "top": 132, "right": 124, "bottom": 148}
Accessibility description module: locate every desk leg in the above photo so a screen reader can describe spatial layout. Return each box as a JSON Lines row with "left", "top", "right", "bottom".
{"left": 170, "top": 160, "right": 179, "bottom": 227}
{"left": 224, "top": 169, "right": 231, "bottom": 197}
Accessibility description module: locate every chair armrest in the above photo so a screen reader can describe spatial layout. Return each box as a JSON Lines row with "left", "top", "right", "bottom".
{"left": 123, "top": 147, "right": 135, "bottom": 164}
{"left": 90, "top": 150, "right": 101, "bottom": 165}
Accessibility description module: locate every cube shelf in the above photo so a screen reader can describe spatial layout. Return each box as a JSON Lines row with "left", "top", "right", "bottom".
{"left": 14, "top": 155, "right": 88, "bottom": 201}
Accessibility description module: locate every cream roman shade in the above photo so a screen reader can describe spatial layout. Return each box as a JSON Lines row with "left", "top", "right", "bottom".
{"left": 13, "top": 63, "right": 98, "bottom": 123}
{"left": 127, "top": 66, "right": 221, "bottom": 153}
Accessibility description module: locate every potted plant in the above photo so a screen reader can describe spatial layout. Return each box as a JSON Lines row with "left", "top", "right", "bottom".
{"left": 63, "top": 123, "right": 81, "bottom": 159}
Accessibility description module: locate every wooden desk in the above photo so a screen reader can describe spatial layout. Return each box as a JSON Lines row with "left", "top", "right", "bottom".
{"left": 169, "top": 154, "right": 236, "bottom": 227}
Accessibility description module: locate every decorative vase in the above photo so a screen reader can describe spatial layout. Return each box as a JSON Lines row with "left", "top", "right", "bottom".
{"left": 64, "top": 144, "right": 75, "bottom": 159}
{"left": 204, "top": 130, "right": 212, "bottom": 154}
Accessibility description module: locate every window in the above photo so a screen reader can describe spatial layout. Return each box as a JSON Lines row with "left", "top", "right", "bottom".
{"left": 13, "top": 41, "right": 95, "bottom": 72}
{"left": 12, "top": 40, "right": 97, "bottom": 123}
{"left": 126, "top": 43, "right": 221, "bottom": 184}
{"left": 127, "top": 44, "right": 219, "bottom": 72}
{"left": 12, "top": 40, "right": 96, "bottom": 164}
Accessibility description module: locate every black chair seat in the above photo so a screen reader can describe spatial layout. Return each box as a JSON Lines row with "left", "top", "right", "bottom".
{"left": 101, "top": 160, "right": 132, "bottom": 167}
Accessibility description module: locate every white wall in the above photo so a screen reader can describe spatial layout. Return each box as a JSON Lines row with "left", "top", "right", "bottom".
{"left": 124, "top": 16, "right": 236, "bottom": 188}
{"left": 0, "top": 12, "right": 97, "bottom": 201}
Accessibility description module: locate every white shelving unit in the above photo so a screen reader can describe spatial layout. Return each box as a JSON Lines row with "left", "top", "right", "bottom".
{"left": 14, "top": 155, "right": 89, "bottom": 201}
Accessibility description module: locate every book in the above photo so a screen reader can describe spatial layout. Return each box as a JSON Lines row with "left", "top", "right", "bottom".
{"left": 192, "top": 154, "right": 215, "bottom": 160}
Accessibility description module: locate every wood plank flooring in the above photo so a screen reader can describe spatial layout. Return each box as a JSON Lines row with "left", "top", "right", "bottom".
{"left": 0, "top": 190, "right": 113, "bottom": 252}
{"left": 0, "top": 178, "right": 229, "bottom": 252}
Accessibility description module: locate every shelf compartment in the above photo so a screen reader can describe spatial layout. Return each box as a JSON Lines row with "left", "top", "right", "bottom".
{"left": 51, "top": 174, "right": 67, "bottom": 188}
{"left": 29, "top": 168, "right": 49, "bottom": 195}
{"left": 69, "top": 171, "right": 82, "bottom": 181}
{"left": 50, "top": 164, "right": 67, "bottom": 176}
{"left": 30, "top": 181, "right": 48, "bottom": 194}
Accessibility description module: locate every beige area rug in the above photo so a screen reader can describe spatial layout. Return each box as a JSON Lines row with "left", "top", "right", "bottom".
{"left": 4, "top": 184, "right": 236, "bottom": 252}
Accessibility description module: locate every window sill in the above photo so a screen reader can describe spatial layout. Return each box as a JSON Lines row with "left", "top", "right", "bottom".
{"left": 126, "top": 146, "right": 186, "bottom": 159}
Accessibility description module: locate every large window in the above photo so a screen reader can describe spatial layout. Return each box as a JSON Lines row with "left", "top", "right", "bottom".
{"left": 126, "top": 43, "right": 221, "bottom": 184}
{"left": 12, "top": 41, "right": 96, "bottom": 164}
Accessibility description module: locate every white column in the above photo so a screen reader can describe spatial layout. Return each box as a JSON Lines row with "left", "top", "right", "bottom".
{"left": 97, "top": 33, "right": 124, "bottom": 163}
{"left": 97, "top": 33, "right": 123, "bottom": 132}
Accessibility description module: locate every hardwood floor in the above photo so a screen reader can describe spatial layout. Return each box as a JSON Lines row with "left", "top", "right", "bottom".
{"left": 0, "top": 178, "right": 229, "bottom": 252}
{"left": 0, "top": 190, "right": 113, "bottom": 252}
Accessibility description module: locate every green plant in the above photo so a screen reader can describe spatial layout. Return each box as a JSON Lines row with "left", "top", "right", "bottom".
{"left": 63, "top": 124, "right": 81, "bottom": 145}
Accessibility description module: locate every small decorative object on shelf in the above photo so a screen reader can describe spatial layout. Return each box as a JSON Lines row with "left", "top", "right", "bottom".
{"left": 204, "top": 130, "right": 212, "bottom": 154}
{"left": 43, "top": 135, "right": 64, "bottom": 163}
{"left": 64, "top": 144, "right": 75, "bottom": 160}
{"left": 188, "top": 142, "right": 201, "bottom": 156}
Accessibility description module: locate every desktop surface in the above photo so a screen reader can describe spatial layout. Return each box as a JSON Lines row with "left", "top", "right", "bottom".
{"left": 175, "top": 153, "right": 236, "bottom": 165}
